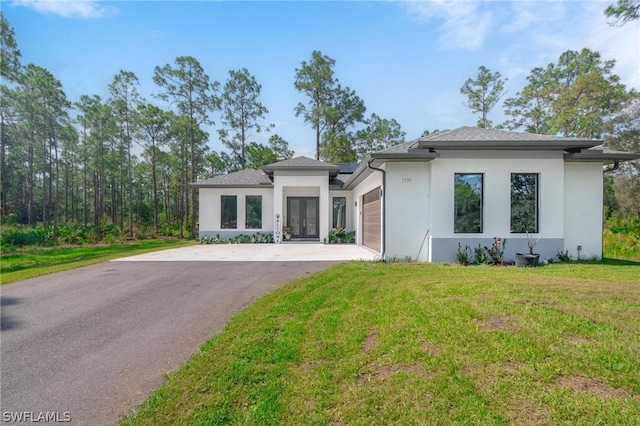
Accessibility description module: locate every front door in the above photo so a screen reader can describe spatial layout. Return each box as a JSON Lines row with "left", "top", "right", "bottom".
{"left": 287, "top": 197, "right": 319, "bottom": 239}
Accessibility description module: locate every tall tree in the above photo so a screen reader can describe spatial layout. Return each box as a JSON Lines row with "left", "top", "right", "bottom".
{"left": 206, "top": 151, "right": 232, "bottom": 177}
{"left": 267, "top": 134, "right": 294, "bottom": 161}
{"left": 319, "top": 133, "right": 356, "bottom": 163}
{"left": 154, "top": 56, "right": 218, "bottom": 237}
{"left": 16, "top": 65, "right": 71, "bottom": 228}
{"left": 605, "top": 0, "right": 640, "bottom": 24}
{"left": 294, "top": 51, "right": 338, "bottom": 160}
{"left": 245, "top": 141, "right": 277, "bottom": 169}
{"left": 354, "top": 113, "right": 405, "bottom": 160}
{"left": 460, "top": 65, "right": 507, "bottom": 129}
{"left": 109, "top": 70, "right": 142, "bottom": 236}
{"left": 0, "top": 12, "right": 21, "bottom": 83}
{"left": 320, "top": 84, "right": 366, "bottom": 162}
{"left": 503, "top": 67, "right": 553, "bottom": 134}
{"left": 76, "top": 94, "right": 117, "bottom": 226}
{"left": 219, "top": 68, "right": 273, "bottom": 170}
{"left": 136, "top": 103, "right": 173, "bottom": 233}
{"left": 604, "top": 98, "right": 640, "bottom": 217}
{"left": 0, "top": 13, "right": 22, "bottom": 217}
{"left": 505, "top": 48, "right": 633, "bottom": 139}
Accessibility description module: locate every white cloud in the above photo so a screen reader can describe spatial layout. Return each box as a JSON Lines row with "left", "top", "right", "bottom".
{"left": 11, "top": 0, "right": 118, "bottom": 19}
{"left": 580, "top": 1, "right": 640, "bottom": 90}
{"left": 403, "top": 0, "right": 493, "bottom": 50}
{"left": 495, "top": 1, "right": 639, "bottom": 92}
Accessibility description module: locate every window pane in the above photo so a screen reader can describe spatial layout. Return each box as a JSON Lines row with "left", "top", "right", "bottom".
{"left": 245, "top": 195, "right": 262, "bottom": 229}
{"left": 221, "top": 195, "right": 237, "bottom": 229}
{"left": 454, "top": 173, "right": 483, "bottom": 233}
{"left": 332, "top": 197, "right": 346, "bottom": 229}
{"left": 511, "top": 173, "right": 538, "bottom": 233}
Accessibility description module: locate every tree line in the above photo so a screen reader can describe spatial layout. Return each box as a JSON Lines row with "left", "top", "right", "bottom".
{"left": 0, "top": 13, "right": 409, "bottom": 239}
{"left": 1, "top": 1, "right": 638, "bottom": 241}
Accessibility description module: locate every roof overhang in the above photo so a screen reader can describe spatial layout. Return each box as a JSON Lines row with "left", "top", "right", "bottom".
{"left": 564, "top": 148, "right": 640, "bottom": 164}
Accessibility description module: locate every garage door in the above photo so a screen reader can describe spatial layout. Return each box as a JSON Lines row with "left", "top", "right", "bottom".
{"left": 363, "top": 187, "right": 381, "bottom": 252}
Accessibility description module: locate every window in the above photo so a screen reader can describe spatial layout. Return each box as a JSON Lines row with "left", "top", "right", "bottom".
{"left": 511, "top": 173, "right": 538, "bottom": 233}
{"left": 332, "top": 197, "right": 346, "bottom": 229}
{"left": 454, "top": 173, "right": 483, "bottom": 233}
{"left": 221, "top": 195, "right": 237, "bottom": 229}
{"left": 245, "top": 195, "right": 262, "bottom": 229}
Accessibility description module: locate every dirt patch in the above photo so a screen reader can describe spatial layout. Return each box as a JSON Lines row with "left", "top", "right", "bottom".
{"left": 358, "top": 363, "right": 432, "bottom": 385}
{"left": 479, "top": 314, "right": 518, "bottom": 331}
{"left": 556, "top": 375, "right": 631, "bottom": 400}
{"left": 513, "top": 298, "right": 556, "bottom": 307}
{"left": 501, "top": 360, "right": 527, "bottom": 375}
{"left": 564, "top": 334, "right": 592, "bottom": 345}
{"left": 420, "top": 341, "right": 440, "bottom": 355}
{"left": 508, "top": 398, "right": 551, "bottom": 425}
{"left": 362, "top": 328, "right": 377, "bottom": 352}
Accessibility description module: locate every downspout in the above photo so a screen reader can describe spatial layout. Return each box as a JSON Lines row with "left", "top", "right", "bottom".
{"left": 603, "top": 161, "right": 620, "bottom": 173}
{"left": 367, "top": 159, "right": 386, "bottom": 260}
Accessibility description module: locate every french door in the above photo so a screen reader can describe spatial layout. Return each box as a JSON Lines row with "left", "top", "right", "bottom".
{"left": 287, "top": 197, "right": 319, "bottom": 239}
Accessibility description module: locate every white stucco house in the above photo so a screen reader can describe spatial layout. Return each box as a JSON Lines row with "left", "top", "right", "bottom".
{"left": 190, "top": 126, "right": 639, "bottom": 262}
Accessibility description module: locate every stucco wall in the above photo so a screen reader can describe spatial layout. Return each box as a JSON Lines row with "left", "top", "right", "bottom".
{"left": 384, "top": 162, "right": 431, "bottom": 261}
{"left": 198, "top": 187, "right": 274, "bottom": 239}
{"left": 384, "top": 151, "right": 577, "bottom": 262}
{"left": 564, "top": 162, "right": 603, "bottom": 260}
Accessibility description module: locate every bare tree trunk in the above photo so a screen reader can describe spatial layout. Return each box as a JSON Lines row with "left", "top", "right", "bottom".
{"left": 0, "top": 118, "right": 7, "bottom": 217}
{"left": 27, "top": 142, "right": 34, "bottom": 225}
{"left": 42, "top": 137, "right": 48, "bottom": 226}
{"left": 53, "top": 141, "right": 60, "bottom": 238}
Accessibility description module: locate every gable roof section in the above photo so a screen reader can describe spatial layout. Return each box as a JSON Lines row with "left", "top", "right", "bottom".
{"left": 262, "top": 156, "right": 340, "bottom": 177}
{"left": 416, "top": 126, "right": 599, "bottom": 151}
{"left": 188, "top": 169, "right": 272, "bottom": 188}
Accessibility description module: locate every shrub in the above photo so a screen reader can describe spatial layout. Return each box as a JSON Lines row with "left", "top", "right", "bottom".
{"left": 329, "top": 228, "right": 346, "bottom": 243}
{"left": 0, "top": 224, "right": 48, "bottom": 247}
{"left": 484, "top": 237, "right": 506, "bottom": 265}
{"left": 474, "top": 244, "right": 487, "bottom": 264}
{"left": 457, "top": 243, "right": 472, "bottom": 265}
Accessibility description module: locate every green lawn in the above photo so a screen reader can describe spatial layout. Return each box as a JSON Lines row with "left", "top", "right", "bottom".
{"left": 0, "top": 239, "right": 195, "bottom": 284}
{"left": 121, "top": 261, "right": 640, "bottom": 425}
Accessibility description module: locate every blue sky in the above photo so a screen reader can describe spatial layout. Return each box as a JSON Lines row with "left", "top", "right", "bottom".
{"left": 4, "top": 0, "right": 639, "bottom": 158}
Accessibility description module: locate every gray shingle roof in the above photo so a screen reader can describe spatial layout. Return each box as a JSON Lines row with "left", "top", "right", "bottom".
{"left": 415, "top": 126, "right": 599, "bottom": 151}
{"left": 418, "top": 126, "right": 594, "bottom": 142}
{"left": 375, "top": 141, "right": 416, "bottom": 154}
{"left": 262, "top": 156, "right": 340, "bottom": 177}
{"left": 189, "top": 169, "right": 272, "bottom": 188}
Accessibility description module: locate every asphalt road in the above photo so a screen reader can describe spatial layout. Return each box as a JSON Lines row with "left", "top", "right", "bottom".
{"left": 0, "top": 260, "right": 335, "bottom": 425}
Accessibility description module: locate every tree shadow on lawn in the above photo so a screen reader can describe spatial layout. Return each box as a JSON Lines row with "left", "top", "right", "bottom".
{"left": 598, "top": 257, "right": 640, "bottom": 266}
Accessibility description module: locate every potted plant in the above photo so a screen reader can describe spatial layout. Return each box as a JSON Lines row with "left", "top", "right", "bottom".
{"left": 515, "top": 232, "right": 540, "bottom": 267}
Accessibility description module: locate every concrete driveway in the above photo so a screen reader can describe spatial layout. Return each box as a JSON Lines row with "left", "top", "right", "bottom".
{"left": 1, "top": 244, "right": 374, "bottom": 425}
{"left": 114, "top": 242, "right": 379, "bottom": 262}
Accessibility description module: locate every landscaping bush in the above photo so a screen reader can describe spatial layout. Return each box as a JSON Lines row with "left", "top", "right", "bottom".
{"left": 1, "top": 224, "right": 49, "bottom": 248}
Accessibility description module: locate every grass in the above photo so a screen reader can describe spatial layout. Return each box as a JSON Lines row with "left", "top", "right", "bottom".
{"left": 121, "top": 261, "right": 640, "bottom": 425}
{"left": 0, "top": 239, "right": 195, "bottom": 284}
